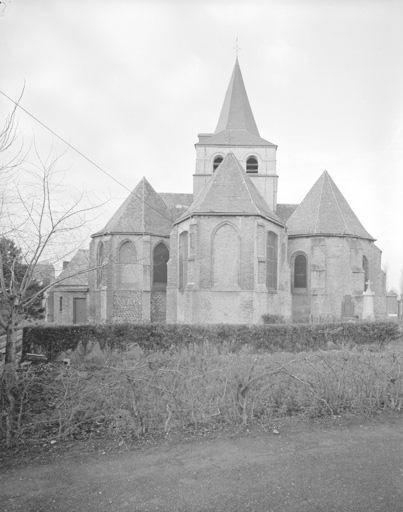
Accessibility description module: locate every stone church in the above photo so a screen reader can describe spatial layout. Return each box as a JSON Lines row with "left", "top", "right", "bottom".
{"left": 50, "top": 58, "right": 387, "bottom": 325}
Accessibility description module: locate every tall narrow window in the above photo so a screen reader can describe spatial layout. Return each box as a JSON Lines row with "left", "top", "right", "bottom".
{"left": 96, "top": 242, "right": 104, "bottom": 288}
{"left": 212, "top": 223, "right": 240, "bottom": 289}
{"left": 362, "top": 255, "right": 369, "bottom": 291}
{"left": 153, "top": 242, "right": 169, "bottom": 287}
{"left": 118, "top": 241, "right": 137, "bottom": 285}
{"left": 267, "top": 231, "right": 278, "bottom": 289}
{"left": 294, "top": 254, "right": 307, "bottom": 289}
{"left": 246, "top": 156, "right": 258, "bottom": 173}
{"left": 179, "top": 231, "right": 188, "bottom": 290}
{"left": 59, "top": 296, "right": 63, "bottom": 312}
{"left": 213, "top": 155, "right": 223, "bottom": 171}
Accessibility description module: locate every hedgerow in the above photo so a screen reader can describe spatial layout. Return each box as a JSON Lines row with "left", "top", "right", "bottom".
{"left": 2, "top": 341, "right": 403, "bottom": 447}
{"left": 22, "top": 321, "right": 400, "bottom": 361}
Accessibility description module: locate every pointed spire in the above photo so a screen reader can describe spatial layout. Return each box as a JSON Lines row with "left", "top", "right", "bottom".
{"left": 95, "top": 177, "right": 172, "bottom": 236}
{"left": 176, "top": 153, "right": 283, "bottom": 225}
{"left": 215, "top": 58, "right": 260, "bottom": 136}
{"left": 198, "top": 59, "right": 275, "bottom": 147}
{"left": 287, "top": 171, "right": 374, "bottom": 240}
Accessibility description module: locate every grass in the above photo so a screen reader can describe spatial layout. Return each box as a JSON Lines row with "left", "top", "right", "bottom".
{"left": 1, "top": 337, "right": 402, "bottom": 447}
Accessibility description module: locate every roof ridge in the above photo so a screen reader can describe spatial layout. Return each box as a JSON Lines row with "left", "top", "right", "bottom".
{"left": 314, "top": 172, "right": 326, "bottom": 233}
{"left": 287, "top": 171, "right": 374, "bottom": 240}
{"left": 238, "top": 157, "right": 260, "bottom": 215}
{"left": 94, "top": 177, "right": 173, "bottom": 237}
{"left": 175, "top": 153, "right": 283, "bottom": 226}
{"left": 215, "top": 59, "right": 260, "bottom": 136}
{"left": 141, "top": 178, "right": 145, "bottom": 232}
{"left": 327, "top": 173, "right": 349, "bottom": 233}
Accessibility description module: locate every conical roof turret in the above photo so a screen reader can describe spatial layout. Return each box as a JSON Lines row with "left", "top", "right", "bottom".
{"left": 93, "top": 177, "right": 172, "bottom": 236}
{"left": 287, "top": 171, "right": 374, "bottom": 240}
{"left": 176, "top": 153, "right": 283, "bottom": 225}
{"left": 197, "top": 59, "right": 275, "bottom": 147}
{"left": 215, "top": 57, "right": 260, "bottom": 136}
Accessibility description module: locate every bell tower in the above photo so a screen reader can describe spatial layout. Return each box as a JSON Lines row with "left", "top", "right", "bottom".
{"left": 193, "top": 58, "right": 278, "bottom": 211}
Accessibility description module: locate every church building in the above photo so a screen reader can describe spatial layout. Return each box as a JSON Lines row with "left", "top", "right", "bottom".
{"left": 52, "top": 58, "right": 387, "bottom": 324}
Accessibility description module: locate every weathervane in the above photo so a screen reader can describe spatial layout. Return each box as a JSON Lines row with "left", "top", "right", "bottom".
{"left": 234, "top": 36, "right": 241, "bottom": 58}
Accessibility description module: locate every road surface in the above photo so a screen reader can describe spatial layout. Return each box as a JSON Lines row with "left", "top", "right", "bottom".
{"left": 1, "top": 418, "right": 402, "bottom": 511}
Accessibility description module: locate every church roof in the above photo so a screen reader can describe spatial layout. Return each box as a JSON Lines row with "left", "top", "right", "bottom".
{"left": 176, "top": 152, "right": 284, "bottom": 226}
{"left": 159, "top": 192, "right": 194, "bottom": 221}
{"left": 197, "top": 59, "right": 275, "bottom": 147}
{"left": 276, "top": 203, "right": 298, "bottom": 223}
{"left": 95, "top": 177, "right": 172, "bottom": 236}
{"left": 56, "top": 249, "right": 89, "bottom": 287}
{"left": 287, "top": 171, "right": 374, "bottom": 240}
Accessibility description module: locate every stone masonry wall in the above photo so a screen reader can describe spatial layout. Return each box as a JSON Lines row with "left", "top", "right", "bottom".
{"left": 168, "top": 215, "right": 291, "bottom": 324}
{"left": 288, "top": 236, "right": 386, "bottom": 321}
{"left": 89, "top": 233, "right": 170, "bottom": 323}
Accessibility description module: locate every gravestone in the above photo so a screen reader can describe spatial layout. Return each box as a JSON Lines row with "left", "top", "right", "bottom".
{"left": 342, "top": 295, "right": 355, "bottom": 318}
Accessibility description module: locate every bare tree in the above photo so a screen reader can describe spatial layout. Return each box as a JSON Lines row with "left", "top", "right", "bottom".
{"left": 0, "top": 148, "right": 106, "bottom": 446}
{"left": 0, "top": 150, "right": 103, "bottom": 368}
{"left": 0, "top": 93, "right": 108, "bottom": 445}
{"left": 0, "top": 89, "right": 25, "bottom": 175}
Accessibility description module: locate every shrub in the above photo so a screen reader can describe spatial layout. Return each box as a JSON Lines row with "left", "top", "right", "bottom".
{"left": 261, "top": 314, "right": 286, "bottom": 324}
{"left": 2, "top": 342, "right": 403, "bottom": 447}
{"left": 22, "top": 322, "right": 400, "bottom": 362}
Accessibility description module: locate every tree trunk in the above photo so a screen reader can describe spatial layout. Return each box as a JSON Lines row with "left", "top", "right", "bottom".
{"left": 2, "top": 319, "right": 18, "bottom": 447}
{"left": 5, "top": 317, "right": 17, "bottom": 366}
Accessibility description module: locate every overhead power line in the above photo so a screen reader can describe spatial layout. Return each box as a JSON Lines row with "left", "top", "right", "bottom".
{"left": 0, "top": 88, "right": 176, "bottom": 224}
{"left": 0, "top": 88, "right": 131, "bottom": 192}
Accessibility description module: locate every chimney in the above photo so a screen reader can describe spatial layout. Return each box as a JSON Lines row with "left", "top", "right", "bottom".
{"left": 63, "top": 261, "right": 69, "bottom": 269}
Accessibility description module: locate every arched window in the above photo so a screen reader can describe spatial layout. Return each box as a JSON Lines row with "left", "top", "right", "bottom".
{"left": 153, "top": 242, "right": 169, "bottom": 287}
{"left": 267, "top": 231, "right": 278, "bottom": 289}
{"left": 213, "top": 155, "right": 223, "bottom": 172}
{"left": 362, "top": 255, "right": 369, "bottom": 291}
{"left": 246, "top": 156, "right": 258, "bottom": 173}
{"left": 119, "top": 241, "right": 136, "bottom": 264}
{"left": 96, "top": 242, "right": 104, "bottom": 288}
{"left": 118, "top": 241, "right": 137, "bottom": 285}
{"left": 294, "top": 254, "right": 307, "bottom": 289}
{"left": 179, "top": 231, "right": 188, "bottom": 290}
{"left": 212, "top": 223, "right": 240, "bottom": 289}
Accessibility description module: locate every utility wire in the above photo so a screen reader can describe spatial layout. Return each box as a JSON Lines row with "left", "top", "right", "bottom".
{"left": 0, "top": 88, "right": 131, "bottom": 192}
{"left": 0, "top": 88, "right": 178, "bottom": 225}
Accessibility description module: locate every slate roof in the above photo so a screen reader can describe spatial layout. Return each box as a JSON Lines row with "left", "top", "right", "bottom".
{"left": 276, "top": 203, "right": 298, "bottom": 223}
{"left": 197, "top": 59, "right": 275, "bottom": 147}
{"left": 94, "top": 177, "right": 172, "bottom": 236}
{"left": 287, "top": 171, "right": 374, "bottom": 240}
{"left": 176, "top": 153, "right": 284, "bottom": 226}
{"left": 33, "top": 261, "right": 55, "bottom": 286}
{"left": 159, "top": 192, "right": 194, "bottom": 221}
{"left": 56, "top": 249, "right": 89, "bottom": 287}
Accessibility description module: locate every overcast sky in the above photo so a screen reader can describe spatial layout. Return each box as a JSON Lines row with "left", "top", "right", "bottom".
{"left": 0, "top": 0, "right": 402, "bottom": 289}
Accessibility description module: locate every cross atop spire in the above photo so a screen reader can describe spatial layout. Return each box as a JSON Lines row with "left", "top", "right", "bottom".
{"left": 234, "top": 36, "right": 241, "bottom": 58}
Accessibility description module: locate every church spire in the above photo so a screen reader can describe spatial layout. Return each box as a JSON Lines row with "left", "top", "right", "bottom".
{"left": 215, "top": 58, "right": 260, "bottom": 136}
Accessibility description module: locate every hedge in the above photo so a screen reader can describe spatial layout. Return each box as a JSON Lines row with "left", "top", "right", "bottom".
{"left": 21, "top": 321, "right": 400, "bottom": 361}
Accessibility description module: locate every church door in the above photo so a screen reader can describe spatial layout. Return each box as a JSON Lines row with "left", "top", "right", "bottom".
{"left": 73, "top": 298, "right": 87, "bottom": 324}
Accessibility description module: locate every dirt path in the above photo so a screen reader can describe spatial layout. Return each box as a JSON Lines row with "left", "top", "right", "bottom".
{"left": 1, "top": 418, "right": 403, "bottom": 512}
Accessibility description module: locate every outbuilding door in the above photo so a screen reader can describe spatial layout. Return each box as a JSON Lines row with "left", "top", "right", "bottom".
{"left": 73, "top": 297, "right": 87, "bottom": 324}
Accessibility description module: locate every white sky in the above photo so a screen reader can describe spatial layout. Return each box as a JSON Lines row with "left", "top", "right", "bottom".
{"left": 0, "top": 0, "right": 402, "bottom": 289}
